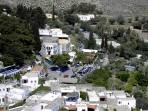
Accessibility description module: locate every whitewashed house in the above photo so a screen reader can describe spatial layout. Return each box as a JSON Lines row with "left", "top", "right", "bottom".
{"left": 81, "top": 49, "right": 98, "bottom": 53}
{"left": 9, "top": 88, "right": 29, "bottom": 100}
{"left": 45, "top": 13, "right": 58, "bottom": 19}
{"left": 96, "top": 39, "right": 121, "bottom": 48}
{"left": 60, "top": 86, "right": 77, "bottom": 97}
{"left": 40, "top": 42, "right": 59, "bottom": 57}
{"left": 21, "top": 72, "right": 40, "bottom": 90}
{"left": 0, "top": 93, "right": 8, "bottom": 105}
{"left": 98, "top": 90, "right": 136, "bottom": 110}
{"left": 21, "top": 92, "right": 63, "bottom": 111}
{"left": 0, "top": 84, "right": 12, "bottom": 93}
{"left": 39, "top": 29, "right": 50, "bottom": 37}
{"left": 77, "top": 14, "right": 95, "bottom": 21}
{"left": 65, "top": 102, "right": 100, "bottom": 111}
{"left": 39, "top": 27, "right": 71, "bottom": 57}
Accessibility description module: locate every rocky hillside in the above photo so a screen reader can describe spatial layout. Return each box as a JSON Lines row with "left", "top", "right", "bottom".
{"left": 0, "top": 0, "right": 148, "bottom": 17}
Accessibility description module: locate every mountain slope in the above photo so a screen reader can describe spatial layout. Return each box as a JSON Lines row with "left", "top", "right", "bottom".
{"left": 0, "top": 0, "right": 148, "bottom": 17}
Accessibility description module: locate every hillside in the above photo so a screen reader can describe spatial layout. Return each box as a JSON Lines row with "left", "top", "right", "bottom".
{"left": 0, "top": 0, "right": 148, "bottom": 17}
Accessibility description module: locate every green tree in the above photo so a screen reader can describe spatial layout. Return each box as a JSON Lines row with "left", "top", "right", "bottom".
{"left": 116, "top": 72, "right": 129, "bottom": 82}
{"left": 51, "top": 54, "right": 70, "bottom": 67}
{"left": 86, "top": 69, "right": 112, "bottom": 87}
{"left": 75, "top": 52, "right": 87, "bottom": 64}
{"left": 80, "top": 91, "right": 88, "bottom": 100}
{"left": 109, "top": 18, "right": 116, "bottom": 25}
{"left": 80, "top": 22, "right": 91, "bottom": 31}
{"left": 1, "top": 54, "right": 14, "bottom": 66}
{"left": 117, "top": 15, "right": 125, "bottom": 25}
{"left": 87, "top": 31, "right": 96, "bottom": 49}
{"left": 0, "top": 15, "right": 35, "bottom": 66}
{"left": 64, "top": 14, "right": 79, "bottom": 26}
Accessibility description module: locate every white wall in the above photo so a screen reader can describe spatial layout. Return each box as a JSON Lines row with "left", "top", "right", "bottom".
{"left": 77, "top": 104, "right": 88, "bottom": 111}
{"left": 0, "top": 95, "right": 5, "bottom": 105}
{"left": 21, "top": 76, "right": 39, "bottom": 89}
{"left": 0, "top": 84, "right": 12, "bottom": 93}
{"left": 77, "top": 14, "right": 95, "bottom": 21}
{"left": 40, "top": 43, "right": 59, "bottom": 57}
{"left": 49, "top": 29, "right": 63, "bottom": 37}
{"left": 117, "top": 99, "right": 136, "bottom": 109}
{"left": 9, "top": 88, "right": 29, "bottom": 100}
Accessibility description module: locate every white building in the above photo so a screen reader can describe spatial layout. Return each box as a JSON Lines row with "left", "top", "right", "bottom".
{"left": 39, "top": 29, "right": 50, "bottom": 36}
{"left": 87, "top": 91, "right": 99, "bottom": 102}
{"left": 77, "top": 14, "right": 95, "bottom": 21}
{"left": 45, "top": 13, "right": 58, "bottom": 19}
{"left": 81, "top": 49, "right": 98, "bottom": 53}
{"left": 22, "top": 92, "right": 63, "bottom": 111}
{"left": 0, "top": 84, "right": 12, "bottom": 93}
{"left": 96, "top": 39, "right": 121, "bottom": 48}
{"left": 40, "top": 42, "right": 59, "bottom": 57}
{"left": 21, "top": 72, "right": 40, "bottom": 90}
{"left": 65, "top": 102, "right": 100, "bottom": 111}
{"left": 60, "top": 86, "right": 77, "bottom": 97}
{"left": 9, "top": 88, "right": 29, "bottom": 100}
{"left": 0, "top": 93, "right": 8, "bottom": 105}
{"left": 68, "top": 51, "right": 76, "bottom": 63}
{"left": 39, "top": 28, "right": 71, "bottom": 56}
{"left": 98, "top": 90, "right": 136, "bottom": 110}
{"left": 40, "top": 92, "right": 61, "bottom": 101}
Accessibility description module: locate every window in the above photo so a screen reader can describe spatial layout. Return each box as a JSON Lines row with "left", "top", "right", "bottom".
{"left": 31, "top": 81, "right": 33, "bottom": 83}
{"left": 3, "top": 89, "right": 5, "bottom": 91}
{"left": 34, "top": 81, "right": 36, "bottom": 83}
{"left": 119, "top": 101, "right": 121, "bottom": 104}
{"left": 41, "top": 105, "right": 44, "bottom": 109}
{"left": 23, "top": 79, "right": 28, "bottom": 83}
{"left": 2, "top": 98, "right": 4, "bottom": 102}
{"left": 6, "top": 88, "right": 10, "bottom": 92}
{"left": 82, "top": 109, "right": 85, "bottom": 111}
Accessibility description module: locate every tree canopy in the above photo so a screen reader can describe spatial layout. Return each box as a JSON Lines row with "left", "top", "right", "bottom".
{"left": 86, "top": 69, "right": 112, "bottom": 87}
{"left": 87, "top": 31, "right": 96, "bottom": 49}
{"left": 0, "top": 15, "right": 35, "bottom": 66}
{"left": 50, "top": 54, "right": 70, "bottom": 67}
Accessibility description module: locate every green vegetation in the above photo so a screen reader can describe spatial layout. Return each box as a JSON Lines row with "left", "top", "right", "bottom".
{"left": 133, "top": 90, "right": 148, "bottom": 109}
{"left": 86, "top": 69, "right": 112, "bottom": 87}
{"left": 0, "top": 15, "right": 35, "bottom": 66}
{"left": 117, "top": 15, "right": 125, "bottom": 25}
{"left": 116, "top": 71, "right": 130, "bottom": 82}
{"left": 16, "top": 5, "right": 47, "bottom": 51}
{"left": 10, "top": 100, "right": 26, "bottom": 108}
{"left": 80, "top": 91, "right": 88, "bottom": 100}
{"left": 30, "top": 86, "right": 51, "bottom": 95}
{"left": 0, "top": 5, "right": 47, "bottom": 66}
{"left": 64, "top": 14, "right": 79, "bottom": 26}
{"left": 51, "top": 54, "right": 70, "bottom": 67}
{"left": 109, "top": 17, "right": 116, "bottom": 25}
{"left": 66, "top": 3, "right": 97, "bottom": 14}
{"left": 39, "top": 78, "right": 46, "bottom": 85}
{"left": 75, "top": 52, "right": 87, "bottom": 64}
{"left": 87, "top": 31, "right": 96, "bottom": 49}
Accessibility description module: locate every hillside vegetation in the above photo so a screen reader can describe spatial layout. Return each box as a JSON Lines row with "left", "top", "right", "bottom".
{"left": 0, "top": 0, "right": 148, "bottom": 17}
